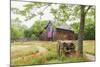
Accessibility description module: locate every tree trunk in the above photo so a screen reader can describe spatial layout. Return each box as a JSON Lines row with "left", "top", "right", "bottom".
{"left": 78, "top": 5, "right": 86, "bottom": 57}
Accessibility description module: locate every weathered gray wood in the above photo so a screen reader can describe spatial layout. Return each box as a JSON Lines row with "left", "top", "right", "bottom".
{"left": 57, "top": 40, "right": 75, "bottom": 57}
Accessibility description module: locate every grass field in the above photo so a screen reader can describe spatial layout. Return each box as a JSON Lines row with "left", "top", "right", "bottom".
{"left": 83, "top": 40, "right": 95, "bottom": 55}
{"left": 11, "top": 40, "right": 95, "bottom": 66}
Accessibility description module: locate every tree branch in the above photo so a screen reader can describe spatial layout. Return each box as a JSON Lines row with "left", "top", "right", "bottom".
{"left": 85, "top": 6, "right": 92, "bottom": 15}
{"left": 39, "top": 4, "right": 50, "bottom": 20}
{"left": 25, "top": 4, "right": 51, "bottom": 21}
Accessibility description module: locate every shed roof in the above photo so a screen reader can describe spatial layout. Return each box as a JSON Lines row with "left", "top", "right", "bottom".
{"left": 57, "top": 23, "right": 71, "bottom": 30}
{"left": 56, "top": 28, "right": 74, "bottom": 33}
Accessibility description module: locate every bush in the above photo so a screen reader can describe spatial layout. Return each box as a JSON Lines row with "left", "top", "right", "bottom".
{"left": 43, "top": 52, "right": 58, "bottom": 60}
{"left": 31, "top": 34, "right": 39, "bottom": 40}
{"left": 32, "top": 57, "right": 45, "bottom": 64}
{"left": 32, "top": 52, "right": 58, "bottom": 64}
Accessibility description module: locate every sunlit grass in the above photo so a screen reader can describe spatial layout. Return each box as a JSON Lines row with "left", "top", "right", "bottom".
{"left": 11, "top": 55, "right": 33, "bottom": 66}
{"left": 11, "top": 45, "right": 38, "bottom": 59}
{"left": 83, "top": 40, "right": 95, "bottom": 55}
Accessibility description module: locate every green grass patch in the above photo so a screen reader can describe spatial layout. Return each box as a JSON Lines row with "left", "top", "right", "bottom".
{"left": 32, "top": 51, "right": 58, "bottom": 64}
{"left": 62, "top": 56, "right": 89, "bottom": 63}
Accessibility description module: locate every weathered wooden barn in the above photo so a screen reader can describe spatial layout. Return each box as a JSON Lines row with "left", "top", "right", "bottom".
{"left": 39, "top": 21, "right": 75, "bottom": 41}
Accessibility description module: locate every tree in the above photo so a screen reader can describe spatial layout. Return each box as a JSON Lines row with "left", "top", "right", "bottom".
{"left": 24, "top": 20, "right": 48, "bottom": 39}
{"left": 11, "top": 2, "right": 51, "bottom": 21}
{"left": 51, "top": 4, "right": 70, "bottom": 26}
{"left": 30, "top": 20, "right": 47, "bottom": 36}
{"left": 11, "top": 17, "right": 27, "bottom": 40}
{"left": 78, "top": 5, "right": 92, "bottom": 56}
{"left": 11, "top": 3, "right": 72, "bottom": 26}
{"left": 71, "top": 20, "right": 95, "bottom": 40}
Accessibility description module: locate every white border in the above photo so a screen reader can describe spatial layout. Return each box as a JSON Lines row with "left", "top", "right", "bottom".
{"left": 14, "top": 0, "right": 96, "bottom": 5}
{"left": 0, "top": 0, "right": 97, "bottom": 67}
{"left": 0, "top": 0, "right": 10, "bottom": 67}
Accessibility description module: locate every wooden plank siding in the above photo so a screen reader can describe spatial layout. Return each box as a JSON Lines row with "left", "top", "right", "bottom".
{"left": 56, "top": 28, "right": 74, "bottom": 40}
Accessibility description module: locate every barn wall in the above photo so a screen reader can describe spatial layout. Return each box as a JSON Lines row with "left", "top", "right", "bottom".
{"left": 56, "top": 29, "right": 74, "bottom": 40}
{"left": 39, "top": 28, "right": 75, "bottom": 41}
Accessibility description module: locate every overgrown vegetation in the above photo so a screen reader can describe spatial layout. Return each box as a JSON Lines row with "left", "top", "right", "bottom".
{"left": 11, "top": 45, "right": 38, "bottom": 59}
{"left": 11, "top": 41, "right": 94, "bottom": 66}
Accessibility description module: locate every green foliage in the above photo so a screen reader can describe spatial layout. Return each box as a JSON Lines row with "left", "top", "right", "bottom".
{"left": 11, "top": 18, "right": 27, "bottom": 40}
{"left": 11, "top": 27, "right": 20, "bottom": 40}
{"left": 84, "top": 18, "right": 95, "bottom": 40}
{"left": 11, "top": 2, "right": 79, "bottom": 26}
{"left": 23, "top": 20, "right": 48, "bottom": 40}
{"left": 84, "top": 20, "right": 95, "bottom": 40}
{"left": 71, "top": 22, "right": 79, "bottom": 33}
{"left": 51, "top": 4, "right": 70, "bottom": 26}
{"left": 24, "top": 29, "right": 32, "bottom": 38}
{"left": 43, "top": 52, "right": 58, "bottom": 60}
{"left": 11, "top": 2, "right": 50, "bottom": 21}
{"left": 32, "top": 57, "right": 45, "bottom": 64}
{"left": 71, "top": 17, "right": 95, "bottom": 40}
{"left": 31, "top": 34, "right": 39, "bottom": 40}
{"left": 30, "top": 20, "right": 48, "bottom": 36}
{"left": 32, "top": 52, "right": 58, "bottom": 64}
